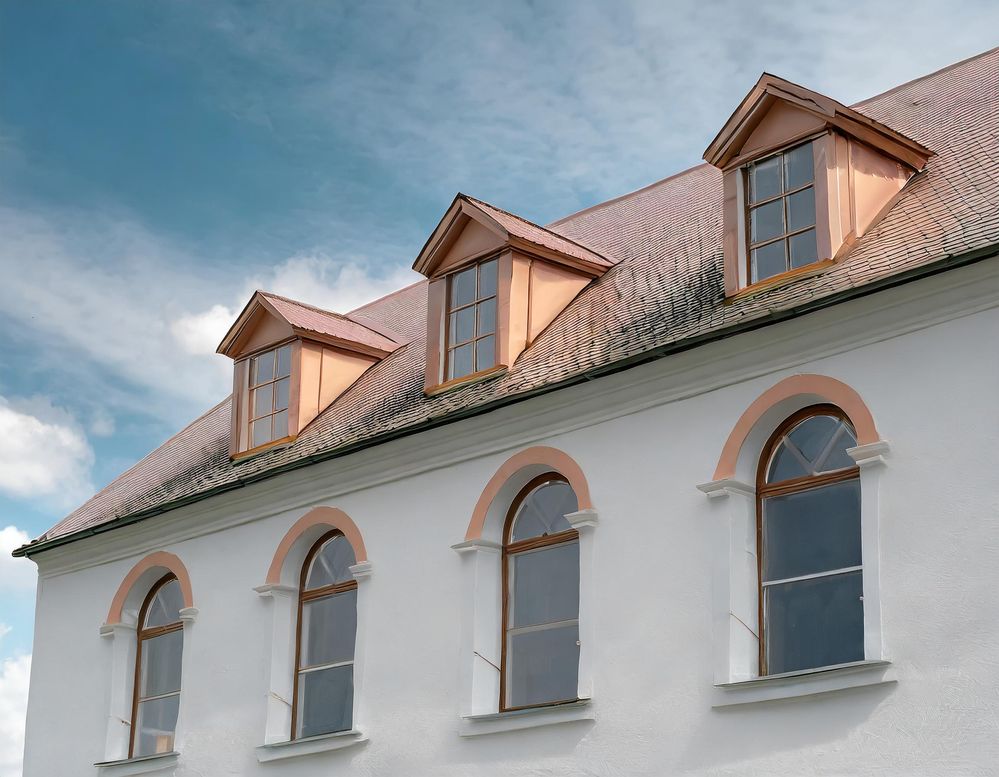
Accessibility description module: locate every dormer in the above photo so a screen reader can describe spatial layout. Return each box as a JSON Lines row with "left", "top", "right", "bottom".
{"left": 217, "top": 291, "right": 402, "bottom": 458}
{"left": 414, "top": 194, "right": 614, "bottom": 394}
{"left": 704, "top": 74, "right": 932, "bottom": 297}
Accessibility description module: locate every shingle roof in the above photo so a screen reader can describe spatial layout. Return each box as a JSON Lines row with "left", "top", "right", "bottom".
{"left": 21, "top": 48, "right": 999, "bottom": 554}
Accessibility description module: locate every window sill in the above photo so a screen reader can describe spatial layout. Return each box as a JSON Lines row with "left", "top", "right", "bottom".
{"left": 94, "top": 751, "right": 179, "bottom": 777}
{"left": 459, "top": 699, "right": 593, "bottom": 737}
{"left": 231, "top": 434, "right": 297, "bottom": 462}
{"left": 726, "top": 258, "right": 836, "bottom": 303}
{"left": 425, "top": 365, "right": 507, "bottom": 396}
{"left": 255, "top": 729, "right": 367, "bottom": 763}
{"left": 712, "top": 660, "right": 895, "bottom": 707}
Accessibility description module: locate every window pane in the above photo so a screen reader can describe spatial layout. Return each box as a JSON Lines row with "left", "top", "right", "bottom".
{"left": 769, "top": 415, "right": 856, "bottom": 482}
{"left": 789, "top": 229, "right": 818, "bottom": 268}
{"left": 477, "top": 297, "right": 496, "bottom": 336}
{"left": 252, "top": 351, "right": 275, "bottom": 385}
{"left": 140, "top": 629, "right": 183, "bottom": 698}
{"left": 511, "top": 481, "right": 578, "bottom": 541}
{"left": 453, "top": 306, "right": 475, "bottom": 344}
{"left": 274, "top": 377, "right": 290, "bottom": 412}
{"left": 251, "top": 419, "right": 272, "bottom": 447}
{"left": 301, "top": 589, "right": 357, "bottom": 668}
{"left": 144, "top": 580, "right": 183, "bottom": 628}
{"left": 763, "top": 479, "right": 861, "bottom": 581}
{"left": 750, "top": 155, "right": 781, "bottom": 202}
{"left": 787, "top": 187, "right": 815, "bottom": 232}
{"left": 134, "top": 694, "right": 179, "bottom": 757}
{"left": 765, "top": 570, "right": 864, "bottom": 674}
{"left": 478, "top": 259, "right": 497, "bottom": 298}
{"left": 276, "top": 344, "right": 292, "bottom": 378}
{"left": 297, "top": 664, "right": 353, "bottom": 738}
{"left": 767, "top": 441, "right": 811, "bottom": 482}
{"left": 450, "top": 267, "right": 476, "bottom": 308}
{"left": 306, "top": 535, "right": 357, "bottom": 589}
{"left": 750, "top": 199, "right": 784, "bottom": 244}
{"left": 271, "top": 410, "right": 288, "bottom": 439}
{"left": 507, "top": 624, "right": 579, "bottom": 708}
{"left": 448, "top": 343, "right": 473, "bottom": 380}
{"left": 751, "top": 240, "right": 786, "bottom": 282}
{"left": 253, "top": 384, "right": 273, "bottom": 418}
{"left": 511, "top": 541, "right": 579, "bottom": 628}
{"left": 784, "top": 142, "right": 814, "bottom": 190}
{"left": 475, "top": 335, "right": 495, "bottom": 372}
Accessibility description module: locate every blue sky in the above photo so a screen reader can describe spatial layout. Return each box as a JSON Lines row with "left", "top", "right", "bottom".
{"left": 0, "top": 1, "right": 996, "bottom": 772}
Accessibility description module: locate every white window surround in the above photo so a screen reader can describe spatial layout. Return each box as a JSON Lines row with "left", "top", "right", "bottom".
{"left": 696, "top": 439, "right": 890, "bottom": 701}
{"left": 94, "top": 750, "right": 179, "bottom": 777}
{"left": 253, "top": 560, "right": 372, "bottom": 755}
{"left": 451, "top": 507, "right": 599, "bottom": 733}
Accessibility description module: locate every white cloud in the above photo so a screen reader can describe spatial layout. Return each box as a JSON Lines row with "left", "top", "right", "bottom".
{"left": 0, "top": 528, "right": 35, "bottom": 593}
{"left": 0, "top": 654, "right": 30, "bottom": 777}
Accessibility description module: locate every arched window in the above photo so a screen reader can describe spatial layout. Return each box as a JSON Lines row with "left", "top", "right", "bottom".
{"left": 758, "top": 405, "right": 863, "bottom": 675}
{"left": 130, "top": 574, "right": 184, "bottom": 758}
{"left": 292, "top": 531, "right": 358, "bottom": 739}
{"left": 501, "top": 474, "right": 580, "bottom": 710}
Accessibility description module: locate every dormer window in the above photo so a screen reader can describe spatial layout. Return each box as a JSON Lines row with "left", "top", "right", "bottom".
{"left": 249, "top": 343, "right": 292, "bottom": 447}
{"left": 446, "top": 258, "right": 497, "bottom": 381}
{"left": 747, "top": 140, "right": 817, "bottom": 282}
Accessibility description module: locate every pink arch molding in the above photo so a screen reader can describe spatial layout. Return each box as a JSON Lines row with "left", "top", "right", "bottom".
{"left": 107, "top": 551, "right": 194, "bottom": 624}
{"left": 266, "top": 506, "right": 368, "bottom": 585}
{"left": 713, "top": 373, "right": 879, "bottom": 480}
{"left": 465, "top": 445, "right": 592, "bottom": 541}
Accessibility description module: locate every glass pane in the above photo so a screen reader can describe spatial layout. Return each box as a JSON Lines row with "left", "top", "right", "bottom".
{"left": 511, "top": 481, "right": 578, "bottom": 542}
{"left": 273, "top": 377, "right": 290, "bottom": 412}
{"left": 784, "top": 142, "right": 814, "bottom": 190}
{"left": 143, "top": 580, "right": 183, "bottom": 628}
{"left": 789, "top": 229, "right": 818, "bottom": 268}
{"left": 296, "top": 664, "right": 353, "bottom": 738}
{"left": 817, "top": 426, "right": 858, "bottom": 472}
{"left": 305, "top": 535, "right": 357, "bottom": 589}
{"left": 751, "top": 199, "right": 784, "bottom": 244}
{"left": 301, "top": 589, "right": 357, "bottom": 668}
{"left": 751, "top": 240, "right": 787, "bottom": 282}
{"left": 448, "top": 343, "right": 473, "bottom": 380}
{"left": 475, "top": 335, "right": 495, "bottom": 372}
{"left": 787, "top": 188, "right": 815, "bottom": 232}
{"left": 271, "top": 410, "right": 288, "bottom": 439}
{"left": 134, "top": 694, "right": 179, "bottom": 757}
{"left": 252, "top": 350, "right": 275, "bottom": 385}
{"left": 450, "top": 267, "right": 476, "bottom": 308}
{"left": 507, "top": 624, "right": 579, "bottom": 708}
{"left": 253, "top": 384, "right": 273, "bottom": 418}
{"left": 765, "top": 570, "right": 864, "bottom": 674}
{"left": 140, "top": 629, "right": 183, "bottom": 698}
{"left": 276, "top": 344, "right": 292, "bottom": 378}
{"left": 453, "top": 306, "right": 475, "bottom": 344}
{"left": 251, "top": 419, "right": 272, "bottom": 447}
{"left": 477, "top": 297, "right": 496, "bottom": 336}
{"left": 769, "top": 415, "right": 857, "bottom": 482}
{"left": 763, "top": 479, "right": 861, "bottom": 581}
{"left": 768, "top": 441, "right": 810, "bottom": 482}
{"left": 750, "top": 155, "right": 781, "bottom": 202}
{"left": 478, "top": 259, "right": 497, "bottom": 298}
{"left": 511, "top": 541, "right": 579, "bottom": 628}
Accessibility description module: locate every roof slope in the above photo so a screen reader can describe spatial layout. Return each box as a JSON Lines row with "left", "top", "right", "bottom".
{"left": 23, "top": 48, "right": 999, "bottom": 553}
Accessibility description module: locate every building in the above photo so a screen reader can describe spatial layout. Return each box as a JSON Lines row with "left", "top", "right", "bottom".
{"left": 14, "top": 48, "right": 999, "bottom": 776}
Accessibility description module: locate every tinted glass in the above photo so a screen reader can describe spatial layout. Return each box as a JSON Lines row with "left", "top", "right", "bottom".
{"left": 451, "top": 267, "right": 476, "bottom": 308}
{"left": 789, "top": 229, "right": 818, "bottom": 268}
{"left": 784, "top": 142, "right": 814, "bottom": 190}
{"left": 751, "top": 199, "right": 784, "bottom": 243}
{"left": 276, "top": 344, "right": 292, "bottom": 378}
{"left": 511, "top": 481, "right": 578, "bottom": 542}
{"left": 134, "top": 694, "right": 179, "bottom": 757}
{"left": 763, "top": 479, "right": 861, "bottom": 581}
{"left": 768, "top": 416, "right": 857, "bottom": 483}
{"left": 297, "top": 664, "right": 353, "bottom": 738}
{"left": 140, "top": 629, "right": 183, "bottom": 698}
{"left": 252, "top": 419, "right": 271, "bottom": 447}
{"left": 765, "top": 570, "right": 864, "bottom": 674}
{"left": 478, "top": 259, "right": 497, "bottom": 298}
{"left": 750, "top": 155, "right": 781, "bottom": 202}
{"left": 511, "top": 541, "right": 579, "bottom": 628}
{"left": 272, "top": 410, "right": 288, "bottom": 439}
{"left": 475, "top": 336, "right": 495, "bottom": 372}
{"left": 787, "top": 188, "right": 815, "bottom": 232}
{"left": 253, "top": 351, "right": 274, "bottom": 385}
{"left": 306, "top": 535, "right": 357, "bottom": 589}
{"left": 507, "top": 624, "right": 579, "bottom": 708}
{"left": 453, "top": 306, "right": 474, "bottom": 343}
{"left": 143, "top": 580, "right": 184, "bottom": 628}
{"left": 253, "top": 383, "right": 273, "bottom": 418}
{"left": 477, "top": 297, "right": 496, "bottom": 336}
{"left": 274, "top": 377, "right": 290, "bottom": 412}
{"left": 752, "top": 240, "right": 786, "bottom": 282}
{"left": 301, "top": 589, "right": 357, "bottom": 668}
{"left": 448, "top": 343, "right": 473, "bottom": 380}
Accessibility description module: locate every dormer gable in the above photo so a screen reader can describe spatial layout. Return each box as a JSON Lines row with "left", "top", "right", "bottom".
{"left": 704, "top": 74, "right": 932, "bottom": 297}
{"left": 218, "top": 291, "right": 402, "bottom": 458}
{"left": 414, "top": 194, "right": 613, "bottom": 394}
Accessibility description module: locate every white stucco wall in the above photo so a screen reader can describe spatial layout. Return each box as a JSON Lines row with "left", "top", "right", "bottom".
{"left": 21, "top": 259, "right": 999, "bottom": 776}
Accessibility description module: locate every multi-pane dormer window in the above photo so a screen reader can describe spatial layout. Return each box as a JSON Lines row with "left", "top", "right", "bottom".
{"left": 250, "top": 343, "right": 292, "bottom": 447}
{"left": 446, "top": 258, "right": 497, "bottom": 381}
{"left": 747, "top": 141, "right": 818, "bottom": 283}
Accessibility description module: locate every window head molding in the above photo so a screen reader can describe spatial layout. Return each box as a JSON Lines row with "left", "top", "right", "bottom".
{"left": 106, "top": 551, "right": 195, "bottom": 627}
{"left": 266, "top": 506, "right": 368, "bottom": 587}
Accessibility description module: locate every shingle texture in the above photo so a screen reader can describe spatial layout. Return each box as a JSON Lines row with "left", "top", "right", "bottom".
{"left": 33, "top": 49, "right": 999, "bottom": 548}
{"left": 259, "top": 291, "right": 403, "bottom": 352}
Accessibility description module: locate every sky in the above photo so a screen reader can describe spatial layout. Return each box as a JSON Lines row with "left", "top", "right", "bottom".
{"left": 0, "top": 1, "right": 995, "bottom": 773}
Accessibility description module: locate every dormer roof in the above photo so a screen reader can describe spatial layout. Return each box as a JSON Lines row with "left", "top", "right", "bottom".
{"left": 703, "top": 73, "right": 933, "bottom": 170}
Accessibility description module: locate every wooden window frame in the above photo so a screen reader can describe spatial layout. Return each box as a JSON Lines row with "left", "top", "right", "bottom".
{"left": 755, "top": 404, "right": 861, "bottom": 676}
{"left": 444, "top": 258, "right": 499, "bottom": 382}
{"left": 499, "top": 473, "right": 580, "bottom": 713}
{"left": 248, "top": 342, "right": 293, "bottom": 448}
{"left": 290, "top": 529, "right": 358, "bottom": 740}
{"left": 128, "top": 573, "right": 183, "bottom": 759}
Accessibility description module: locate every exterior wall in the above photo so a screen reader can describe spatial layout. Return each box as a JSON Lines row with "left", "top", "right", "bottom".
{"left": 22, "top": 259, "right": 999, "bottom": 776}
